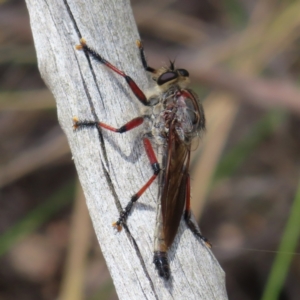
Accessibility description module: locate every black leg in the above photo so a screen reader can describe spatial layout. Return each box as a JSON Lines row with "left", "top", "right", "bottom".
{"left": 136, "top": 40, "right": 156, "bottom": 73}
{"left": 184, "top": 173, "right": 212, "bottom": 248}
{"left": 184, "top": 211, "right": 212, "bottom": 248}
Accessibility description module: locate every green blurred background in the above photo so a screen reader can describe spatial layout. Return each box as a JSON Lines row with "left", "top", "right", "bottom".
{"left": 1, "top": 0, "right": 300, "bottom": 299}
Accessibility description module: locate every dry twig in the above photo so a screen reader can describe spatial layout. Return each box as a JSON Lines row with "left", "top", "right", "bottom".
{"left": 25, "top": 0, "right": 227, "bottom": 299}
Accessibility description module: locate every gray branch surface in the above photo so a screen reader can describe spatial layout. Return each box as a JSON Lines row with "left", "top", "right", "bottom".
{"left": 25, "top": 0, "right": 228, "bottom": 299}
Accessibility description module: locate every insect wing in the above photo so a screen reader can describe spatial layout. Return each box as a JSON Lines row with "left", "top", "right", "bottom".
{"left": 187, "top": 89, "right": 205, "bottom": 131}
{"left": 161, "top": 128, "right": 190, "bottom": 248}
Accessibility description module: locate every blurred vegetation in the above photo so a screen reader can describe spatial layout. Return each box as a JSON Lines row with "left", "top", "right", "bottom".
{"left": 1, "top": 0, "right": 300, "bottom": 299}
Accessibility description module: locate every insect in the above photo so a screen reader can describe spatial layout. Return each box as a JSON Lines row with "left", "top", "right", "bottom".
{"left": 73, "top": 38, "right": 211, "bottom": 279}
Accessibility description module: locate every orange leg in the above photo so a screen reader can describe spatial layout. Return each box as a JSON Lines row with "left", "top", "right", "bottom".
{"left": 113, "top": 137, "right": 160, "bottom": 231}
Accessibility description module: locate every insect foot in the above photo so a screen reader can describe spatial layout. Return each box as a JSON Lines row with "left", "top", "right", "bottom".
{"left": 112, "top": 201, "right": 134, "bottom": 232}
{"left": 112, "top": 221, "right": 123, "bottom": 232}
{"left": 75, "top": 38, "right": 86, "bottom": 50}
{"left": 72, "top": 117, "right": 80, "bottom": 130}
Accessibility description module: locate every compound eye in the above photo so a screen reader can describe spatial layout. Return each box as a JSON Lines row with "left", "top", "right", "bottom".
{"left": 157, "top": 72, "right": 178, "bottom": 85}
{"left": 178, "top": 69, "right": 189, "bottom": 77}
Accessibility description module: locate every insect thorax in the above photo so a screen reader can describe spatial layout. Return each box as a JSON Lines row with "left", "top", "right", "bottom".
{"left": 144, "top": 86, "right": 200, "bottom": 146}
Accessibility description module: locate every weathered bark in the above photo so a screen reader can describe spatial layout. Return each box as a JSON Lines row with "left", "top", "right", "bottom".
{"left": 25, "top": 0, "right": 228, "bottom": 299}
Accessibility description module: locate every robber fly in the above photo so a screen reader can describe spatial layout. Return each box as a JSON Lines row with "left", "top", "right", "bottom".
{"left": 73, "top": 38, "right": 211, "bottom": 279}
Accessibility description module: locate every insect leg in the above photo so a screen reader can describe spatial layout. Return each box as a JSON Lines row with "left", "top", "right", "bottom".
{"left": 76, "top": 39, "right": 149, "bottom": 106}
{"left": 184, "top": 174, "right": 212, "bottom": 248}
{"left": 73, "top": 116, "right": 144, "bottom": 133}
{"left": 136, "top": 40, "right": 156, "bottom": 73}
{"left": 113, "top": 137, "right": 160, "bottom": 231}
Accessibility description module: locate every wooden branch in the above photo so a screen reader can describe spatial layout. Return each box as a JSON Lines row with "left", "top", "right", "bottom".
{"left": 25, "top": 0, "right": 228, "bottom": 298}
